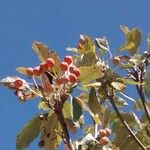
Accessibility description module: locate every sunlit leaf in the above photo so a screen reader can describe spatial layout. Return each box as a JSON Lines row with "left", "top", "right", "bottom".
{"left": 63, "top": 101, "right": 72, "bottom": 119}
{"left": 79, "top": 64, "right": 104, "bottom": 84}
{"left": 120, "top": 25, "right": 129, "bottom": 35}
{"left": 144, "top": 71, "right": 150, "bottom": 97}
{"left": 38, "top": 101, "right": 49, "bottom": 111}
{"left": 111, "top": 82, "right": 126, "bottom": 91}
{"left": 16, "top": 67, "right": 27, "bottom": 75}
{"left": 16, "top": 115, "right": 42, "bottom": 150}
{"left": 147, "top": 33, "right": 150, "bottom": 51}
{"left": 77, "top": 35, "right": 96, "bottom": 54}
{"left": 119, "top": 27, "right": 142, "bottom": 55}
{"left": 113, "top": 97, "right": 128, "bottom": 107}
{"left": 82, "top": 82, "right": 101, "bottom": 88}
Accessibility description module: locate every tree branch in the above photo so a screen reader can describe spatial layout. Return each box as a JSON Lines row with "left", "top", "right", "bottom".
{"left": 104, "top": 86, "right": 146, "bottom": 150}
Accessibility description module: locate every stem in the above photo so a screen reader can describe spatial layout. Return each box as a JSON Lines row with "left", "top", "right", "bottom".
{"left": 133, "top": 64, "right": 150, "bottom": 123}
{"left": 105, "top": 86, "right": 146, "bottom": 150}
{"left": 56, "top": 110, "right": 73, "bottom": 150}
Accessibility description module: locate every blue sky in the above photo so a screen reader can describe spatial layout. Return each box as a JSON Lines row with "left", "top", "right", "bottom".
{"left": 0, "top": 0, "right": 150, "bottom": 149}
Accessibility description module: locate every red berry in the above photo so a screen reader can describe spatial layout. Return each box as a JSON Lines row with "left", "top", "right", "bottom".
{"left": 60, "top": 62, "right": 69, "bottom": 71}
{"left": 69, "top": 65, "right": 76, "bottom": 73}
{"left": 64, "top": 55, "right": 73, "bottom": 65}
{"left": 105, "top": 128, "right": 111, "bottom": 137}
{"left": 100, "top": 136, "right": 109, "bottom": 145}
{"left": 38, "top": 140, "right": 45, "bottom": 148}
{"left": 56, "top": 77, "right": 63, "bottom": 85}
{"left": 26, "top": 67, "right": 34, "bottom": 76}
{"left": 62, "top": 76, "right": 70, "bottom": 84}
{"left": 99, "top": 129, "right": 107, "bottom": 137}
{"left": 14, "top": 79, "right": 23, "bottom": 88}
{"left": 72, "top": 68, "right": 80, "bottom": 77}
{"left": 40, "top": 62, "right": 49, "bottom": 72}
{"left": 46, "top": 58, "right": 55, "bottom": 68}
{"left": 69, "top": 73, "right": 77, "bottom": 83}
{"left": 33, "top": 66, "right": 42, "bottom": 76}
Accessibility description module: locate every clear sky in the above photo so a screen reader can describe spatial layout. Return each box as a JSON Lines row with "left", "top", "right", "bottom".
{"left": 0, "top": 0, "right": 150, "bottom": 149}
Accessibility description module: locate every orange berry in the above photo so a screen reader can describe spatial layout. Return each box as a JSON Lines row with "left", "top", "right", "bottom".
{"left": 14, "top": 79, "right": 23, "bottom": 88}
{"left": 100, "top": 136, "right": 109, "bottom": 145}
{"left": 105, "top": 128, "right": 111, "bottom": 137}
{"left": 112, "top": 56, "right": 121, "bottom": 65}
{"left": 33, "top": 66, "right": 42, "bottom": 76}
{"left": 64, "top": 55, "right": 73, "bottom": 65}
{"left": 46, "top": 58, "right": 55, "bottom": 68}
{"left": 40, "top": 62, "right": 49, "bottom": 72}
{"left": 69, "top": 73, "right": 77, "bottom": 83}
{"left": 60, "top": 62, "right": 69, "bottom": 71}
{"left": 26, "top": 67, "right": 34, "bottom": 76}
{"left": 99, "top": 129, "right": 107, "bottom": 137}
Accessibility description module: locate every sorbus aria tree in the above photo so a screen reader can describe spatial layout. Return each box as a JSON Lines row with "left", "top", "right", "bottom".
{"left": 1, "top": 26, "right": 150, "bottom": 150}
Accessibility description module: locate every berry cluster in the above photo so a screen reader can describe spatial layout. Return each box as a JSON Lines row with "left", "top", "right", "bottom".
{"left": 56, "top": 56, "right": 80, "bottom": 85}
{"left": 99, "top": 128, "right": 111, "bottom": 145}
{"left": 26, "top": 58, "right": 55, "bottom": 76}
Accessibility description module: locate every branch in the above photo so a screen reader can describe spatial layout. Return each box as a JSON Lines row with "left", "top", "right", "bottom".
{"left": 104, "top": 86, "right": 146, "bottom": 150}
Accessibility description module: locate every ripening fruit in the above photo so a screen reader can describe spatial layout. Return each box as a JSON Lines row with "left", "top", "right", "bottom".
{"left": 69, "top": 65, "right": 76, "bottom": 73}
{"left": 55, "top": 77, "right": 63, "bottom": 85}
{"left": 105, "top": 128, "right": 111, "bottom": 137}
{"left": 46, "top": 58, "right": 55, "bottom": 68}
{"left": 69, "top": 73, "right": 77, "bottom": 83}
{"left": 60, "top": 62, "right": 69, "bottom": 71}
{"left": 26, "top": 67, "right": 34, "bottom": 76}
{"left": 99, "top": 129, "right": 107, "bottom": 137}
{"left": 100, "top": 136, "right": 109, "bottom": 145}
{"left": 72, "top": 68, "right": 81, "bottom": 77}
{"left": 62, "top": 76, "right": 70, "bottom": 84}
{"left": 64, "top": 55, "right": 73, "bottom": 65}
{"left": 40, "top": 62, "right": 49, "bottom": 72}
{"left": 38, "top": 140, "right": 45, "bottom": 148}
{"left": 33, "top": 66, "right": 42, "bottom": 76}
{"left": 112, "top": 56, "right": 121, "bottom": 65}
{"left": 14, "top": 79, "right": 23, "bottom": 88}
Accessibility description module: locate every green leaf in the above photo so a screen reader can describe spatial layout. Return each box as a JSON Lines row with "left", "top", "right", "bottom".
{"left": 76, "top": 51, "right": 98, "bottom": 67}
{"left": 144, "top": 71, "right": 150, "bottom": 97}
{"left": 134, "top": 99, "right": 150, "bottom": 111}
{"left": 72, "top": 97, "right": 83, "bottom": 122}
{"left": 79, "top": 64, "right": 104, "bottom": 84}
{"left": 111, "top": 82, "right": 126, "bottom": 91}
{"left": 119, "top": 27, "right": 142, "bottom": 55}
{"left": 82, "top": 82, "right": 101, "bottom": 89}
{"left": 16, "top": 115, "right": 42, "bottom": 150}
{"left": 113, "top": 97, "right": 128, "bottom": 107}
{"left": 32, "top": 41, "right": 49, "bottom": 62}
{"left": 88, "top": 87, "right": 101, "bottom": 114}
{"left": 63, "top": 101, "right": 72, "bottom": 119}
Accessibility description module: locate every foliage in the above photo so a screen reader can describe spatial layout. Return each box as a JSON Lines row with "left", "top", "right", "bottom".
{"left": 1, "top": 26, "right": 150, "bottom": 150}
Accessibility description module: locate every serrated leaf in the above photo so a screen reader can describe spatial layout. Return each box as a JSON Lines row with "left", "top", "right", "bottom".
{"left": 119, "top": 28, "right": 142, "bottom": 55}
{"left": 77, "top": 35, "right": 96, "bottom": 54}
{"left": 88, "top": 87, "right": 101, "bottom": 114}
{"left": 111, "top": 82, "right": 126, "bottom": 91}
{"left": 79, "top": 64, "right": 104, "bottom": 84}
{"left": 32, "top": 41, "right": 49, "bottom": 62}
{"left": 16, "top": 115, "right": 42, "bottom": 150}
{"left": 72, "top": 97, "right": 83, "bottom": 122}
{"left": 76, "top": 51, "right": 98, "bottom": 67}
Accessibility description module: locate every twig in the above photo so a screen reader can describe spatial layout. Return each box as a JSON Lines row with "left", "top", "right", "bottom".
{"left": 104, "top": 86, "right": 146, "bottom": 150}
